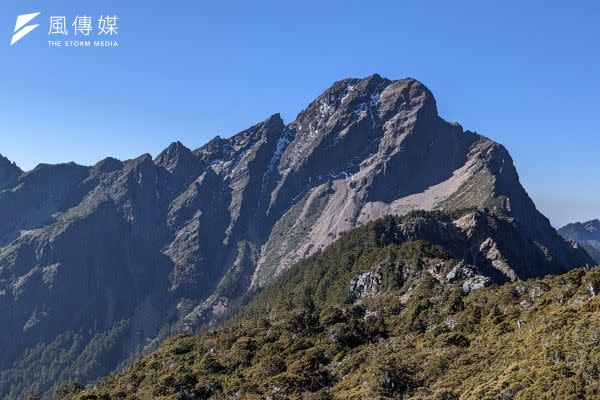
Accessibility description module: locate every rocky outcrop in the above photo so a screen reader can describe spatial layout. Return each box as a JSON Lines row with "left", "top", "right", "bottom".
{"left": 0, "top": 75, "right": 592, "bottom": 398}
{"left": 349, "top": 267, "right": 383, "bottom": 302}
{"left": 446, "top": 261, "right": 491, "bottom": 294}
{"left": 345, "top": 209, "right": 589, "bottom": 303}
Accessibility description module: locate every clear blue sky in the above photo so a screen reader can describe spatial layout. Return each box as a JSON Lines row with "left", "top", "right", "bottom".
{"left": 0, "top": 0, "right": 598, "bottom": 226}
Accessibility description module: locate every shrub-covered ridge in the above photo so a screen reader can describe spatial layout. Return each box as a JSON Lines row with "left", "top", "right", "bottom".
{"left": 57, "top": 211, "right": 600, "bottom": 399}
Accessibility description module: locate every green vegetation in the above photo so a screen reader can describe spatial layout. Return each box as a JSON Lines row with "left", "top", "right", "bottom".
{"left": 0, "top": 320, "right": 134, "bottom": 399}
{"left": 56, "top": 212, "right": 600, "bottom": 399}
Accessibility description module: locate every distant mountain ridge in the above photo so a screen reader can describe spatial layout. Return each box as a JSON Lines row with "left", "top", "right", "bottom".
{"left": 559, "top": 219, "right": 600, "bottom": 263}
{"left": 0, "top": 75, "right": 593, "bottom": 398}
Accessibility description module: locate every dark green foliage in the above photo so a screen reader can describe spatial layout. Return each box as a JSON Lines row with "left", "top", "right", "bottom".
{"left": 370, "top": 355, "right": 419, "bottom": 397}
{"left": 0, "top": 320, "right": 133, "bottom": 399}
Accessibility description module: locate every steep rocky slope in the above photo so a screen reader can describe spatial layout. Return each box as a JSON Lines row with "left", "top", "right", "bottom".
{"left": 0, "top": 75, "right": 592, "bottom": 398}
{"left": 57, "top": 211, "right": 600, "bottom": 400}
{"left": 559, "top": 220, "right": 600, "bottom": 263}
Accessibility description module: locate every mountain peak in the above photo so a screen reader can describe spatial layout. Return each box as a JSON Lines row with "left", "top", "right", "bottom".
{"left": 584, "top": 219, "right": 600, "bottom": 228}
{"left": 155, "top": 141, "right": 200, "bottom": 179}
{"left": 580, "top": 219, "right": 600, "bottom": 237}
{"left": 266, "top": 112, "right": 283, "bottom": 123}
{"left": 0, "top": 154, "right": 21, "bottom": 171}
{"left": 91, "top": 157, "right": 123, "bottom": 175}
{"left": 558, "top": 219, "right": 600, "bottom": 263}
{"left": 0, "top": 154, "right": 21, "bottom": 189}
{"left": 560, "top": 219, "right": 600, "bottom": 233}
{"left": 296, "top": 75, "right": 437, "bottom": 127}
{"left": 156, "top": 140, "right": 192, "bottom": 159}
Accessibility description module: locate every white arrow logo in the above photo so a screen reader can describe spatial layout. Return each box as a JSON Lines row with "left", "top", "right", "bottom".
{"left": 11, "top": 12, "right": 41, "bottom": 46}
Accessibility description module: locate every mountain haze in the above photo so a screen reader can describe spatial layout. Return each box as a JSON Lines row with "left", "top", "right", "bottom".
{"left": 0, "top": 75, "right": 592, "bottom": 398}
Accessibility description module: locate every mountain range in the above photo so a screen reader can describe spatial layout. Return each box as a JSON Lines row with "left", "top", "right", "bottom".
{"left": 559, "top": 219, "right": 600, "bottom": 263}
{"left": 0, "top": 75, "right": 594, "bottom": 398}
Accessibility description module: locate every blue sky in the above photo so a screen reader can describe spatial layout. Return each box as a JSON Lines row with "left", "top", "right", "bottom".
{"left": 0, "top": 0, "right": 598, "bottom": 226}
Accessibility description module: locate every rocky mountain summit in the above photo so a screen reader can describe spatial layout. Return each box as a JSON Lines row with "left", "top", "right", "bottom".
{"left": 0, "top": 75, "right": 593, "bottom": 398}
{"left": 559, "top": 219, "right": 600, "bottom": 263}
{"left": 0, "top": 154, "right": 21, "bottom": 189}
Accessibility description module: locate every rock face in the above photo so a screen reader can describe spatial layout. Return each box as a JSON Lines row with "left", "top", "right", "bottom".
{"left": 349, "top": 267, "right": 383, "bottom": 302}
{"left": 0, "top": 75, "right": 593, "bottom": 398}
{"left": 343, "top": 209, "right": 565, "bottom": 301}
{"left": 559, "top": 220, "right": 600, "bottom": 263}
